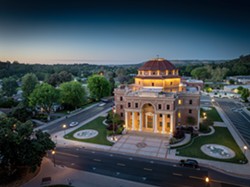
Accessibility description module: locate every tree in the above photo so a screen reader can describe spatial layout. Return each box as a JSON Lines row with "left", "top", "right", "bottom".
{"left": 191, "top": 67, "right": 210, "bottom": 80}
{"left": 2, "top": 77, "right": 18, "bottom": 97}
{"left": 29, "top": 83, "right": 58, "bottom": 121}
{"left": 46, "top": 71, "right": 73, "bottom": 87}
{"left": 241, "top": 88, "right": 250, "bottom": 102}
{"left": 21, "top": 73, "right": 39, "bottom": 103}
{"left": 87, "top": 75, "right": 111, "bottom": 101}
{"left": 59, "top": 81, "right": 87, "bottom": 109}
{"left": 0, "top": 116, "right": 55, "bottom": 175}
{"left": 186, "top": 116, "right": 196, "bottom": 126}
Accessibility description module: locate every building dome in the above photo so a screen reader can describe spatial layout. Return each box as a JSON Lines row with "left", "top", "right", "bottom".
{"left": 138, "top": 58, "right": 176, "bottom": 71}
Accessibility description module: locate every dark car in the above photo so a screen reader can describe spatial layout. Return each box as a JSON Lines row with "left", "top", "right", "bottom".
{"left": 179, "top": 159, "right": 199, "bottom": 168}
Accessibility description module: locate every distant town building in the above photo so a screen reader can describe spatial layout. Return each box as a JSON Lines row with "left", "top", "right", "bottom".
{"left": 228, "top": 76, "right": 250, "bottom": 85}
{"left": 114, "top": 58, "right": 201, "bottom": 135}
{"left": 224, "top": 85, "right": 250, "bottom": 93}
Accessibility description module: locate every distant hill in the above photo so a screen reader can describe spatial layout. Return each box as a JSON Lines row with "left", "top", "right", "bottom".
{"left": 220, "top": 54, "right": 250, "bottom": 76}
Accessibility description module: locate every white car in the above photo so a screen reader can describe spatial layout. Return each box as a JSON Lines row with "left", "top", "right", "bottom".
{"left": 69, "top": 122, "right": 79, "bottom": 127}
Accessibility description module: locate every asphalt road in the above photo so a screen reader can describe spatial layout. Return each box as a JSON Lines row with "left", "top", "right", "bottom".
{"left": 48, "top": 147, "right": 250, "bottom": 187}
{"left": 39, "top": 102, "right": 113, "bottom": 134}
{"left": 215, "top": 98, "right": 250, "bottom": 147}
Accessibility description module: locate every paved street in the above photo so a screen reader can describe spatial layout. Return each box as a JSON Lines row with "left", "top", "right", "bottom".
{"left": 36, "top": 102, "right": 113, "bottom": 134}
{"left": 215, "top": 98, "right": 250, "bottom": 147}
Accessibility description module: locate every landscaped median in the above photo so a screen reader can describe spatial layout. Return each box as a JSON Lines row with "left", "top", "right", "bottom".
{"left": 176, "top": 127, "right": 248, "bottom": 164}
{"left": 64, "top": 117, "right": 113, "bottom": 146}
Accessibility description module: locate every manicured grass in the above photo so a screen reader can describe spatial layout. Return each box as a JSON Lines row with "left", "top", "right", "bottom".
{"left": 64, "top": 117, "right": 113, "bottom": 146}
{"left": 201, "top": 107, "right": 223, "bottom": 122}
{"left": 176, "top": 127, "right": 247, "bottom": 164}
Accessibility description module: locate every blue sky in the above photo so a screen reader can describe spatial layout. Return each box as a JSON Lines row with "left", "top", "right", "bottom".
{"left": 0, "top": 0, "right": 250, "bottom": 64}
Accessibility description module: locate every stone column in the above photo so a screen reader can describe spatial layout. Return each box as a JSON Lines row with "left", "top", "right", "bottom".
{"left": 125, "top": 111, "right": 128, "bottom": 129}
{"left": 139, "top": 112, "right": 142, "bottom": 131}
{"left": 132, "top": 112, "right": 135, "bottom": 130}
{"left": 170, "top": 114, "right": 174, "bottom": 133}
{"left": 162, "top": 114, "right": 166, "bottom": 134}
{"left": 154, "top": 114, "right": 158, "bottom": 133}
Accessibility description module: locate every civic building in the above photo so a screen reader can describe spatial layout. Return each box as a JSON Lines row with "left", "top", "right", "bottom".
{"left": 114, "top": 58, "right": 201, "bottom": 135}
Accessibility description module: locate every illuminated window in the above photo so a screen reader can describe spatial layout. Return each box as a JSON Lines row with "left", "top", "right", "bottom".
{"left": 178, "top": 112, "right": 181, "bottom": 118}
{"left": 178, "top": 99, "right": 182, "bottom": 105}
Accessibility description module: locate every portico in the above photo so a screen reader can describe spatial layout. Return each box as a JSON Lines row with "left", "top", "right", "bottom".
{"left": 124, "top": 109, "right": 174, "bottom": 135}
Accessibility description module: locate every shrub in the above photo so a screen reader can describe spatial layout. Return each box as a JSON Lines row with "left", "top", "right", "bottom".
{"left": 173, "top": 129, "right": 185, "bottom": 139}
{"left": 116, "top": 126, "right": 124, "bottom": 134}
{"left": 199, "top": 124, "right": 211, "bottom": 133}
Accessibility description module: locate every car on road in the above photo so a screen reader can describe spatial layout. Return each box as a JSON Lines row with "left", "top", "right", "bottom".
{"left": 69, "top": 122, "right": 79, "bottom": 127}
{"left": 179, "top": 159, "right": 199, "bottom": 168}
{"left": 98, "top": 103, "right": 106, "bottom": 107}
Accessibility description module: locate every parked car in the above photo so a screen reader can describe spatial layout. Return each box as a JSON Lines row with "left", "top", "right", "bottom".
{"left": 179, "top": 159, "right": 199, "bottom": 168}
{"left": 69, "top": 122, "right": 79, "bottom": 127}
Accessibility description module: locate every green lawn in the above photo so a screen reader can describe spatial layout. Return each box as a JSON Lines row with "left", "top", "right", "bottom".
{"left": 176, "top": 127, "right": 247, "bottom": 164}
{"left": 64, "top": 117, "right": 113, "bottom": 146}
{"left": 201, "top": 107, "right": 223, "bottom": 122}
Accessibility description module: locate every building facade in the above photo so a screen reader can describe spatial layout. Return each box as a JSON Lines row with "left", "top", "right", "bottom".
{"left": 114, "top": 58, "right": 201, "bottom": 135}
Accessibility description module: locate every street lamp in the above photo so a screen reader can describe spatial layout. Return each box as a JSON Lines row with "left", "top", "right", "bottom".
{"left": 62, "top": 124, "right": 67, "bottom": 135}
{"left": 52, "top": 150, "right": 56, "bottom": 167}
{"left": 205, "top": 177, "right": 210, "bottom": 186}
{"left": 112, "top": 107, "right": 116, "bottom": 141}
{"left": 243, "top": 145, "right": 247, "bottom": 155}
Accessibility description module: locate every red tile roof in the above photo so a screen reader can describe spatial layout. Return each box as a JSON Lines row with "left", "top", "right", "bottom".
{"left": 138, "top": 58, "right": 176, "bottom": 71}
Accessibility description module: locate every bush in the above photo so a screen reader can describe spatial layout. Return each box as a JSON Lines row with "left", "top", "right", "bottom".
{"left": 199, "top": 124, "right": 211, "bottom": 133}
{"left": 116, "top": 126, "right": 124, "bottom": 134}
{"left": 173, "top": 129, "right": 185, "bottom": 139}
{"left": 106, "top": 124, "right": 118, "bottom": 131}
{"left": 0, "top": 97, "right": 18, "bottom": 108}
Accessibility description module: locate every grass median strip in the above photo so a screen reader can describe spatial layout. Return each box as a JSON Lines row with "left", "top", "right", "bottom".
{"left": 64, "top": 117, "right": 113, "bottom": 146}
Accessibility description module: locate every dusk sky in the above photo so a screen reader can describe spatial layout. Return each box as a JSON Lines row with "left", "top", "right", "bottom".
{"left": 0, "top": 0, "right": 250, "bottom": 64}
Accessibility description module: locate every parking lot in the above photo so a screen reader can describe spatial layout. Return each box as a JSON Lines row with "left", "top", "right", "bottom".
{"left": 215, "top": 98, "right": 250, "bottom": 147}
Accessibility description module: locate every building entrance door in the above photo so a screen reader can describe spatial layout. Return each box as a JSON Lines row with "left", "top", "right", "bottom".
{"left": 145, "top": 113, "right": 154, "bottom": 130}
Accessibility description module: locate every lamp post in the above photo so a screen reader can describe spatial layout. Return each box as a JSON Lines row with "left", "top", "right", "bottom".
{"left": 112, "top": 107, "right": 116, "bottom": 141}
{"left": 52, "top": 150, "right": 56, "bottom": 167}
{"left": 62, "top": 124, "right": 67, "bottom": 135}
{"left": 243, "top": 145, "right": 247, "bottom": 155}
{"left": 205, "top": 176, "right": 210, "bottom": 186}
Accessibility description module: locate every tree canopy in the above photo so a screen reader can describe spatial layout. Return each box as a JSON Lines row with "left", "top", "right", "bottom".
{"left": 21, "top": 73, "right": 39, "bottom": 103}
{"left": 2, "top": 77, "right": 18, "bottom": 97}
{"left": 29, "top": 83, "right": 58, "bottom": 120}
{"left": 0, "top": 116, "right": 55, "bottom": 175}
{"left": 46, "top": 71, "right": 73, "bottom": 86}
{"left": 59, "top": 81, "right": 86, "bottom": 109}
{"left": 87, "top": 75, "right": 111, "bottom": 101}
